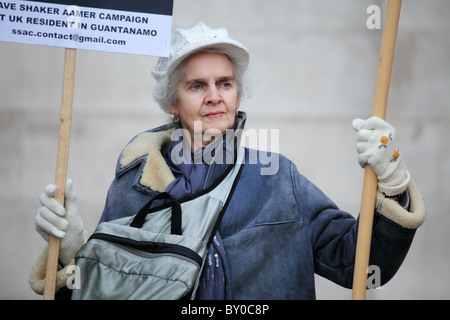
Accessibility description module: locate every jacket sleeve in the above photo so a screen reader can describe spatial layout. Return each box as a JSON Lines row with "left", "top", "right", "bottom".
{"left": 291, "top": 162, "right": 426, "bottom": 289}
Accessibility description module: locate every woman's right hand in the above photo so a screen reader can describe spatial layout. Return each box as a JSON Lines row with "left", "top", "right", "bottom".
{"left": 35, "top": 178, "right": 85, "bottom": 266}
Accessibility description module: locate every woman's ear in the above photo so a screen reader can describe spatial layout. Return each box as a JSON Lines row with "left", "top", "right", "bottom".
{"left": 169, "top": 105, "right": 177, "bottom": 115}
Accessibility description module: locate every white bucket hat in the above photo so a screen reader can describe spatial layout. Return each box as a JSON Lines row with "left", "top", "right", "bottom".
{"left": 151, "top": 22, "right": 250, "bottom": 113}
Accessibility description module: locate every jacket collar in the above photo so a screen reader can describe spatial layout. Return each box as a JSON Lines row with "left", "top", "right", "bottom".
{"left": 116, "top": 112, "right": 247, "bottom": 195}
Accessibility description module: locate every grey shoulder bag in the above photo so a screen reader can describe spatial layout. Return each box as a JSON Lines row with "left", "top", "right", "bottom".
{"left": 72, "top": 146, "right": 245, "bottom": 300}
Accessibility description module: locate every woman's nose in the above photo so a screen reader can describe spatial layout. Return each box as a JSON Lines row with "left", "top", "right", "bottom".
{"left": 205, "top": 87, "right": 222, "bottom": 105}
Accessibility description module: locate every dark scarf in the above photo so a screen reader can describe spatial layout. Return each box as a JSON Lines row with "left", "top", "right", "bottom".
{"left": 162, "top": 129, "right": 233, "bottom": 300}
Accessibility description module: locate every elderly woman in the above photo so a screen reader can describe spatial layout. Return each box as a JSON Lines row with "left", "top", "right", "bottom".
{"left": 30, "top": 22, "right": 426, "bottom": 300}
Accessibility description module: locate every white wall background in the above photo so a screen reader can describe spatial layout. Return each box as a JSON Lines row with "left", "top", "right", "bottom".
{"left": 1, "top": 0, "right": 448, "bottom": 299}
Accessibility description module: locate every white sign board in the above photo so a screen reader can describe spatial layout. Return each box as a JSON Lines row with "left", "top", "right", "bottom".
{"left": 0, "top": 0, "right": 173, "bottom": 56}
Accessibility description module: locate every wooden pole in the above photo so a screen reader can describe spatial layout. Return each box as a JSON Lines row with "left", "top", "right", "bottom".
{"left": 43, "top": 48, "right": 77, "bottom": 300}
{"left": 352, "top": 0, "right": 402, "bottom": 300}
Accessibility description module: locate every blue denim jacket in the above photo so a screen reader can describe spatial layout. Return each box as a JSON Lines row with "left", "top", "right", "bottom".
{"left": 99, "top": 114, "right": 417, "bottom": 300}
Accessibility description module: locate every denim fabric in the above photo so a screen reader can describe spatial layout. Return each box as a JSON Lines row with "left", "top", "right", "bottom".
{"left": 218, "top": 152, "right": 415, "bottom": 299}
{"left": 99, "top": 118, "right": 416, "bottom": 300}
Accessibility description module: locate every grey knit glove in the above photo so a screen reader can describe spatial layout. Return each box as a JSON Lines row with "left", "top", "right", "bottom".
{"left": 35, "top": 179, "right": 85, "bottom": 266}
{"left": 352, "top": 117, "right": 410, "bottom": 196}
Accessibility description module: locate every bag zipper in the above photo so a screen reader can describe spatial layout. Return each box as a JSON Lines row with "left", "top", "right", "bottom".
{"left": 89, "top": 232, "right": 203, "bottom": 267}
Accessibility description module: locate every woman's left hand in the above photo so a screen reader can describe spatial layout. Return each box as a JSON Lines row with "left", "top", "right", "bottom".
{"left": 352, "top": 116, "right": 410, "bottom": 196}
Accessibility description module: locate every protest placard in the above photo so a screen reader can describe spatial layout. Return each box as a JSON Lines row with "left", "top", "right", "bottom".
{"left": 0, "top": 0, "right": 173, "bottom": 56}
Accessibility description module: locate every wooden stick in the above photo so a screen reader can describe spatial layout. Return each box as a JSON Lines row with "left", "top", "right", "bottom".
{"left": 352, "top": 0, "right": 402, "bottom": 300}
{"left": 43, "top": 48, "right": 77, "bottom": 300}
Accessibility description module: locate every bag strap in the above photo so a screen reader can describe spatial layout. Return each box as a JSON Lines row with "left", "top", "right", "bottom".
{"left": 130, "top": 145, "right": 245, "bottom": 237}
{"left": 130, "top": 192, "right": 182, "bottom": 235}
{"left": 206, "top": 158, "right": 244, "bottom": 247}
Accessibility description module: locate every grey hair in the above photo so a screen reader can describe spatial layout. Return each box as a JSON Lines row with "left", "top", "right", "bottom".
{"left": 155, "top": 47, "right": 249, "bottom": 114}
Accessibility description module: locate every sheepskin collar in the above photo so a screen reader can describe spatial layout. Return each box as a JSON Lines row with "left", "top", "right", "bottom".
{"left": 116, "top": 123, "right": 176, "bottom": 193}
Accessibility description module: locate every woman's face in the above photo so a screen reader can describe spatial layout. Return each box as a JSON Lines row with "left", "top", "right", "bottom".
{"left": 170, "top": 52, "right": 240, "bottom": 151}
